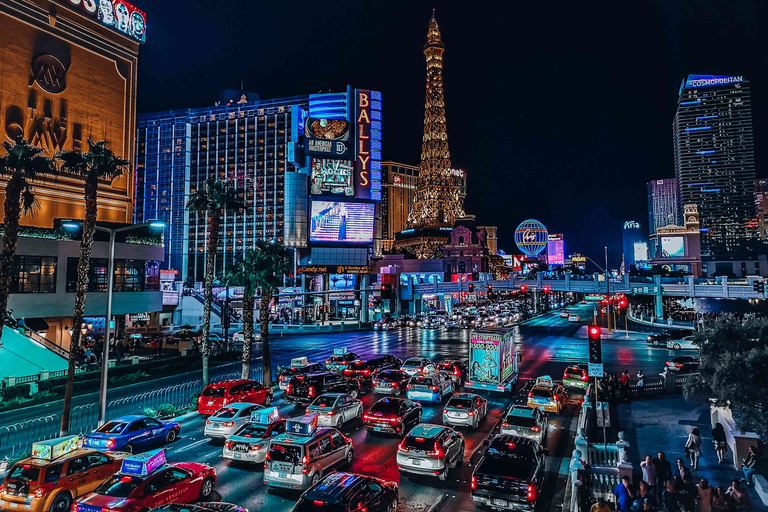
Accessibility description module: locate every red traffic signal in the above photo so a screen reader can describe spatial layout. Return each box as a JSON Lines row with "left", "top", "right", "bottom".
{"left": 468, "top": 283, "right": 475, "bottom": 292}
{"left": 589, "top": 326, "right": 601, "bottom": 337}
{"left": 520, "top": 285, "right": 528, "bottom": 292}
{"left": 488, "top": 284, "right": 493, "bottom": 291}
{"left": 543, "top": 286, "right": 550, "bottom": 293}
{"left": 380, "top": 284, "right": 387, "bottom": 292}
{"left": 588, "top": 325, "right": 602, "bottom": 364}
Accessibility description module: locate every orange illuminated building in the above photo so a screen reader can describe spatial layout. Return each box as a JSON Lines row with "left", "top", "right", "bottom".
{"left": 0, "top": 0, "right": 142, "bottom": 226}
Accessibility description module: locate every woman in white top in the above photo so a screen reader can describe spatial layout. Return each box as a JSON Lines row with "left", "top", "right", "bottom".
{"left": 697, "top": 478, "right": 713, "bottom": 512}
{"left": 686, "top": 427, "right": 703, "bottom": 470}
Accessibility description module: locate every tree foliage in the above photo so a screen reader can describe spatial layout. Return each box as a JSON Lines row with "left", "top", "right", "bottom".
{"left": 687, "top": 314, "right": 768, "bottom": 438}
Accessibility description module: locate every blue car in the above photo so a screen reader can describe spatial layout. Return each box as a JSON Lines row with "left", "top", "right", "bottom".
{"left": 83, "top": 414, "right": 180, "bottom": 453}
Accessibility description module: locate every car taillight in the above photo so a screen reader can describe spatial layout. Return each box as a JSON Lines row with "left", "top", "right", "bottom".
{"left": 205, "top": 419, "right": 211, "bottom": 425}
{"left": 582, "top": 373, "right": 589, "bottom": 382}
{"left": 471, "top": 476, "right": 477, "bottom": 490}
{"left": 34, "top": 487, "right": 44, "bottom": 498}
{"left": 265, "top": 452, "right": 271, "bottom": 461}
{"left": 528, "top": 391, "right": 534, "bottom": 399}
{"left": 430, "top": 385, "right": 439, "bottom": 392}
{"left": 279, "top": 375, "right": 285, "bottom": 382}
{"left": 527, "top": 484, "right": 537, "bottom": 502}
{"left": 308, "top": 386, "right": 316, "bottom": 397}
{"left": 327, "top": 410, "right": 335, "bottom": 416}
{"left": 417, "top": 368, "right": 423, "bottom": 373}
{"left": 287, "top": 384, "right": 293, "bottom": 394}
{"left": 501, "top": 422, "right": 509, "bottom": 428}
{"left": 225, "top": 441, "right": 232, "bottom": 449}
{"left": 314, "top": 501, "right": 325, "bottom": 507}
{"left": 344, "top": 369, "right": 354, "bottom": 376}
{"left": 397, "top": 440, "right": 409, "bottom": 453}
{"left": 302, "top": 455, "right": 309, "bottom": 464}
{"left": 71, "top": 504, "right": 78, "bottom": 512}
{"left": 530, "top": 426, "right": 541, "bottom": 432}
{"left": 0, "top": 483, "right": 5, "bottom": 493}
{"left": 250, "top": 444, "right": 262, "bottom": 451}
{"left": 363, "top": 369, "right": 371, "bottom": 376}
{"left": 428, "top": 442, "right": 444, "bottom": 457}
{"left": 453, "top": 367, "right": 460, "bottom": 377}
{"left": 106, "top": 438, "right": 116, "bottom": 449}
{"left": 391, "top": 382, "right": 398, "bottom": 387}
{"left": 222, "top": 421, "right": 235, "bottom": 427}
{"left": 676, "top": 364, "right": 683, "bottom": 368}
{"left": 198, "top": 396, "right": 203, "bottom": 403}
{"left": 406, "top": 384, "right": 413, "bottom": 389}
{"left": 467, "top": 411, "right": 474, "bottom": 416}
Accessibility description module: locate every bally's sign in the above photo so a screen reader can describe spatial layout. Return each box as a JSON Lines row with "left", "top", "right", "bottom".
{"left": 55, "top": 0, "right": 147, "bottom": 43}
{"left": 355, "top": 90, "right": 382, "bottom": 200}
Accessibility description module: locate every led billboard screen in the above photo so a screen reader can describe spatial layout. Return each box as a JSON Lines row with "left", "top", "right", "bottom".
{"left": 661, "top": 236, "right": 684, "bottom": 258}
{"left": 633, "top": 241, "right": 648, "bottom": 263}
{"left": 304, "top": 118, "right": 352, "bottom": 158}
{"left": 310, "top": 201, "right": 374, "bottom": 244}
{"left": 310, "top": 159, "right": 354, "bottom": 196}
{"left": 547, "top": 240, "right": 564, "bottom": 265}
{"left": 57, "top": 0, "right": 147, "bottom": 42}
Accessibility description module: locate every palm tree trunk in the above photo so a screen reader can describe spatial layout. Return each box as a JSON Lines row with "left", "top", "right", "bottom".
{"left": 241, "top": 293, "right": 255, "bottom": 379}
{"left": 0, "top": 177, "right": 23, "bottom": 344}
{"left": 260, "top": 289, "right": 273, "bottom": 387}
{"left": 201, "top": 211, "right": 220, "bottom": 385}
{"left": 61, "top": 177, "right": 98, "bottom": 435}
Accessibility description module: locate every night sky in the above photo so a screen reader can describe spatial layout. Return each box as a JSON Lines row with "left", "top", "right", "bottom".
{"left": 136, "top": 0, "right": 768, "bottom": 267}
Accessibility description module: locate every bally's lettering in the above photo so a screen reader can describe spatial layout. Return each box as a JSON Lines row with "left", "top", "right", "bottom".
{"left": 355, "top": 90, "right": 371, "bottom": 199}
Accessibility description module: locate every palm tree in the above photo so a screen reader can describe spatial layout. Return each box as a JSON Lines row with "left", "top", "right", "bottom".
{"left": 0, "top": 137, "right": 56, "bottom": 343}
{"left": 187, "top": 179, "right": 243, "bottom": 385}
{"left": 222, "top": 250, "right": 259, "bottom": 379}
{"left": 251, "top": 239, "right": 291, "bottom": 387}
{"left": 57, "top": 140, "right": 129, "bottom": 435}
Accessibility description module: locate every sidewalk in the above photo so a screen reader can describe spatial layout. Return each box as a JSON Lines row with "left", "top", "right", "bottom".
{"left": 614, "top": 393, "right": 763, "bottom": 505}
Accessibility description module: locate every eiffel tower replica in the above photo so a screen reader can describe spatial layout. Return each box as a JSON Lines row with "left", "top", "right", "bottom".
{"left": 393, "top": 9, "right": 466, "bottom": 259}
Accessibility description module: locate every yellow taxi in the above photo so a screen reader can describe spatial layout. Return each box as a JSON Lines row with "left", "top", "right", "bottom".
{"left": 527, "top": 376, "right": 568, "bottom": 414}
{"left": 0, "top": 435, "right": 129, "bottom": 512}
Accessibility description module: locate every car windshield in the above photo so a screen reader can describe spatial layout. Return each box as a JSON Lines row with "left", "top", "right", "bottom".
{"left": 378, "top": 371, "right": 402, "bottom": 381}
{"left": 96, "top": 421, "right": 127, "bottom": 434}
{"left": 564, "top": 368, "right": 583, "bottom": 376}
{"left": 94, "top": 475, "right": 143, "bottom": 498}
{"left": 403, "top": 358, "right": 423, "bottom": 367}
{"left": 405, "top": 435, "right": 438, "bottom": 451}
{"left": 412, "top": 377, "right": 433, "bottom": 386}
{"left": 234, "top": 423, "right": 268, "bottom": 438}
{"left": 8, "top": 464, "right": 40, "bottom": 482}
{"left": 312, "top": 396, "right": 338, "bottom": 408}
{"left": 328, "top": 356, "right": 345, "bottom": 363}
{"left": 532, "top": 388, "right": 552, "bottom": 398}
{"left": 477, "top": 457, "right": 535, "bottom": 479}
{"left": 212, "top": 407, "right": 240, "bottom": 419}
{"left": 370, "top": 399, "right": 401, "bottom": 414}
{"left": 201, "top": 387, "right": 226, "bottom": 397}
{"left": 447, "top": 398, "right": 473, "bottom": 409}
{"left": 505, "top": 415, "right": 536, "bottom": 427}
{"left": 268, "top": 444, "right": 302, "bottom": 464}
{"left": 294, "top": 499, "right": 348, "bottom": 512}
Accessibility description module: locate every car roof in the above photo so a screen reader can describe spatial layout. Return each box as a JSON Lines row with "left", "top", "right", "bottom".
{"left": 271, "top": 427, "right": 335, "bottom": 445}
{"left": 375, "top": 397, "right": 406, "bottom": 405}
{"left": 451, "top": 393, "right": 479, "bottom": 400}
{"left": 408, "top": 423, "right": 448, "bottom": 438}
{"left": 303, "top": 472, "right": 370, "bottom": 502}
{"left": 489, "top": 434, "right": 538, "bottom": 453}
{"left": 316, "top": 393, "right": 345, "bottom": 399}
{"left": 533, "top": 376, "right": 555, "bottom": 388}
{"left": 506, "top": 407, "right": 536, "bottom": 418}
{"left": 206, "top": 379, "right": 252, "bottom": 389}
{"left": 109, "top": 415, "right": 149, "bottom": 422}
{"left": 217, "top": 402, "right": 260, "bottom": 410}
{"left": 304, "top": 370, "right": 337, "bottom": 378}
{"left": 17, "top": 448, "right": 107, "bottom": 467}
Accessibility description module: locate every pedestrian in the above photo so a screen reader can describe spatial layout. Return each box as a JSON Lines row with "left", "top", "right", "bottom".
{"left": 633, "top": 482, "right": 656, "bottom": 512}
{"left": 620, "top": 370, "right": 631, "bottom": 401}
{"left": 679, "top": 475, "right": 698, "bottom": 512}
{"left": 675, "top": 459, "right": 692, "bottom": 482}
{"left": 711, "top": 487, "right": 729, "bottom": 512}
{"left": 697, "top": 478, "right": 713, "bottom": 512}
{"left": 641, "top": 455, "right": 658, "bottom": 496}
{"left": 726, "top": 479, "right": 752, "bottom": 512}
{"left": 686, "top": 427, "right": 703, "bottom": 470}
{"left": 712, "top": 423, "right": 727, "bottom": 464}
{"left": 741, "top": 446, "right": 759, "bottom": 486}
{"left": 655, "top": 452, "right": 673, "bottom": 496}
{"left": 636, "top": 369, "right": 645, "bottom": 397}
{"left": 591, "top": 497, "right": 613, "bottom": 512}
{"left": 615, "top": 475, "right": 636, "bottom": 512}
{"left": 663, "top": 481, "right": 681, "bottom": 512}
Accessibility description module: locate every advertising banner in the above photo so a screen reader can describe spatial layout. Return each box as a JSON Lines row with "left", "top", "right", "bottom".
{"left": 57, "top": 0, "right": 148, "bottom": 43}
{"left": 661, "top": 236, "right": 685, "bottom": 257}
{"left": 547, "top": 237, "right": 564, "bottom": 266}
{"left": 309, "top": 201, "right": 374, "bottom": 243}
{"left": 304, "top": 118, "right": 351, "bottom": 158}
{"left": 354, "top": 90, "right": 382, "bottom": 200}
{"left": 310, "top": 158, "right": 354, "bottom": 196}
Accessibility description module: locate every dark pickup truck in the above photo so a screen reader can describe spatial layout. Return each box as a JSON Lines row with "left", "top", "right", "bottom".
{"left": 471, "top": 434, "right": 546, "bottom": 511}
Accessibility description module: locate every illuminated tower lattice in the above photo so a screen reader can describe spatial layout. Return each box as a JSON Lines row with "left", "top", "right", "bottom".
{"left": 406, "top": 10, "right": 465, "bottom": 229}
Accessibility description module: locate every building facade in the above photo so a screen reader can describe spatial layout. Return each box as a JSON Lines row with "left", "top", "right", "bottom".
{"left": 755, "top": 179, "right": 768, "bottom": 240}
{"left": 673, "top": 75, "right": 756, "bottom": 256}
{"left": 647, "top": 178, "right": 679, "bottom": 236}
{"left": 622, "top": 221, "right": 644, "bottom": 268}
{"left": 649, "top": 204, "right": 702, "bottom": 275}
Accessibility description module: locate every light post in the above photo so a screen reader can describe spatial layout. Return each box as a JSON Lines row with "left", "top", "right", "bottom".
{"left": 62, "top": 219, "right": 166, "bottom": 426}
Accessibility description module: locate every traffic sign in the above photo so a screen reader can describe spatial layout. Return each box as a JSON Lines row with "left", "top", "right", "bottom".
{"left": 588, "top": 363, "right": 604, "bottom": 378}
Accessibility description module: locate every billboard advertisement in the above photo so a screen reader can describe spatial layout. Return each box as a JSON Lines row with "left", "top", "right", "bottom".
{"left": 547, "top": 234, "right": 564, "bottom": 266}
{"left": 329, "top": 274, "right": 356, "bottom": 290}
{"left": 467, "top": 329, "right": 517, "bottom": 392}
{"left": 661, "top": 236, "right": 685, "bottom": 257}
{"left": 57, "top": 0, "right": 148, "bottom": 42}
{"left": 310, "top": 201, "right": 374, "bottom": 244}
{"left": 304, "top": 118, "right": 352, "bottom": 158}
{"left": 310, "top": 158, "right": 354, "bottom": 196}
{"left": 355, "top": 90, "right": 383, "bottom": 201}
{"left": 633, "top": 241, "right": 649, "bottom": 263}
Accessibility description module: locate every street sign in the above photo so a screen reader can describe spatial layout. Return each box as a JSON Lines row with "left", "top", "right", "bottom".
{"left": 588, "top": 363, "right": 604, "bottom": 378}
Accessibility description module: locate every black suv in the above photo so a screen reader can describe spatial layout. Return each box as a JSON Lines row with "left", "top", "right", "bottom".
{"left": 293, "top": 471, "right": 398, "bottom": 512}
{"left": 471, "top": 435, "right": 546, "bottom": 511}
{"left": 647, "top": 330, "right": 687, "bottom": 346}
{"left": 343, "top": 355, "right": 401, "bottom": 384}
{"left": 278, "top": 362, "right": 328, "bottom": 390}
{"left": 286, "top": 371, "right": 362, "bottom": 404}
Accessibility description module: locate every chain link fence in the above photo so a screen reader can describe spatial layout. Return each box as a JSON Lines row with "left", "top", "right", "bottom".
{"left": 0, "top": 366, "right": 263, "bottom": 463}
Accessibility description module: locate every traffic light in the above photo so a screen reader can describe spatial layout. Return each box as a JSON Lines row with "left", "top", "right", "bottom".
{"left": 520, "top": 285, "right": 528, "bottom": 293}
{"left": 488, "top": 284, "right": 493, "bottom": 291}
{"left": 619, "top": 299, "right": 627, "bottom": 309}
{"left": 542, "top": 286, "right": 550, "bottom": 293}
{"left": 468, "top": 283, "right": 475, "bottom": 293}
{"left": 588, "top": 325, "right": 602, "bottom": 364}
{"left": 381, "top": 284, "right": 392, "bottom": 299}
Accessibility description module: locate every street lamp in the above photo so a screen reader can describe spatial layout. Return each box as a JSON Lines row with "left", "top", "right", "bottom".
{"left": 62, "top": 219, "right": 166, "bottom": 425}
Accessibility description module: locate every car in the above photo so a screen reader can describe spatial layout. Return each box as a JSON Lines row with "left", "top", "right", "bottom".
{"left": 442, "top": 393, "right": 487, "bottom": 429}
{"left": 305, "top": 393, "right": 364, "bottom": 428}
{"left": 666, "top": 336, "right": 698, "bottom": 350}
{"left": 436, "top": 360, "right": 468, "bottom": 386}
{"left": 264, "top": 416, "right": 354, "bottom": 490}
{"left": 0, "top": 436, "right": 129, "bottom": 512}
{"left": 278, "top": 360, "right": 329, "bottom": 391}
{"left": 196, "top": 333, "right": 225, "bottom": 345}
{"left": 527, "top": 376, "right": 568, "bottom": 414}
{"left": 372, "top": 369, "right": 411, "bottom": 396}
{"left": 400, "top": 357, "right": 435, "bottom": 377}
{"left": 580, "top": 300, "right": 588, "bottom": 305}
{"left": 500, "top": 406, "right": 548, "bottom": 444}
{"left": 149, "top": 503, "right": 248, "bottom": 512}
{"left": 83, "top": 415, "right": 180, "bottom": 454}
{"left": 74, "top": 449, "right": 217, "bottom": 512}
{"left": 562, "top": 364, "right": 589, "bottom": 390}
{"left": 222, "top": 407, "right": 287, "bottom": 464}
{"left": 396, "top": 423, "right": 465, "bottom": 482}
{"left": 363, "top": 397, "right": 422, "bottom": 435}
{"left": 665, "top": 355, "right": 701, "bottom": 373}
{"left": 204, "top": 402, "right": 264, "bottom": 440}
{"left": 325, "top": 350, "right": 361, "bottom": 372}
{"left": 343, "top": 355, "right": 401, "bottom": 385}
{"left": 471, "top": 435, "right": 546, "bottom": 511}
{"left": 646, "top": 333, "right": 673, "bottom": 346}
{"left": 286, "top": 371, "right": 363, "bottom": 405}
{"left": 406, "top": 372, "right": 453, "bottom": 402}
{"left": 197, "top": 379, "right": 273, "bottom": 414}
{"left": 232, "top": 331, "right": 261, "bottom": 343}
{"left": 292, "top": 472, "right": 398, "bottom": 512}
{"left": 568, "top": 314, "right": 581, "bottom": 322}
{"left": 559, "top": 310, "right": 571, "bottom": 318}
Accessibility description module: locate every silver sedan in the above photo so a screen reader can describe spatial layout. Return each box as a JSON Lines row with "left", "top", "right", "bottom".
{"left": 204, "top": 402, "right": 263, "bottom": 440}
{"left": 305, "top": 393, "right": 363, "bottom": 428}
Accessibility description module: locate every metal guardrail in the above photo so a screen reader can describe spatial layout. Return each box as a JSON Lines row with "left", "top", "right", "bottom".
{"left": 0, "top": 367, "right": 263, "bottom": 462}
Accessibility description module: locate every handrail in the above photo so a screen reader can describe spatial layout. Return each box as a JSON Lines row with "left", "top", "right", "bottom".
{"left": 26, "top": 330, "right": 70, "bottom": 359}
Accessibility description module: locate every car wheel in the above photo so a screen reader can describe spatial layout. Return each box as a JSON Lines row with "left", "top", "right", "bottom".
{"left": 438, "top": 466, "right": 448, "bottom": 481}
{"left": 199, "top": 477, "right": 215, "bottom": 500}
{"left": 264, "top": 394, "right": 272, "bottom": 406}
{"left": 349, "top": 389, "right": 359, "bottom": 399}
{"left": 49, "top": 492, "right": 72, "bottom": 512}
{"left": 165, "top": 429, "right": 178, "bottom": 444}
{"left": 389, "top": 498, "right": 399, "bottom": 512}
{"left": 394, "top": 387, "right": 402, "bottom": 397}
{"left": 311, "top": 471, "right": 322, "bottom": 486}
{"left": 652, "top": 340, "right": 660, "bottom": 346}
{"left": 357, "top": 405, "right": 363, "bottom": 420}
{"left": 124, "top": 443, "right": 134, "bottom": 454}
{"left": 674, "top": 343, "right": 681, "bottom": 350}
{"left": 345, "top": 448, "right": 354, "bottom": 466}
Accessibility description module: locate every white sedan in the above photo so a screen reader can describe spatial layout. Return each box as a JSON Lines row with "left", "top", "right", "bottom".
{"left": 666, "top": 337, "right": 698, "bottom": 350}
{"left": 305, "top": 393, "right": 363, "bottom": 428}
{"left": 568, "top": 314, "right": 581, "bottom": 322}
{"left": 233, "top": 331, "right": 261, "bottom": 342}
{"left": 204, "top": 402, "right": 263, "bottom": 440}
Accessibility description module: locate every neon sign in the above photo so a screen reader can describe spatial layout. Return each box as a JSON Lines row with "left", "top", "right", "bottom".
{"left": 684, "top": 75, "right": 744, "bottom": 89}
{"left": 56, "top": 0, "right": 147, "bottom": 43}
{"left": 624, "top": 221, "right": 640, "bottom": 230}
{"left": 355, "top": 90, "right": 382, "bottom": 201}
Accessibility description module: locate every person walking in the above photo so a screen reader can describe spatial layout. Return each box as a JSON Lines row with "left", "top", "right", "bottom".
{"left": 641, "top": 455, "right": 658, "bottom": 496}
{"left": 741, "top": 446, "right": 760, "bottom": 486}
{"left": 712, "top": 423, "right": 727, "bottom": 464}
{"left": 655, "top": 452, "right": 673, "bottom": 502}
{"left": 620, "top": 370, "right": 631, "bottom": 401}
{"left": 636, "top": 370, "right": 645, "bottom": 397}
{"left": 697, "top": 478, "right": 713, "bottom": 512}
{"left": 675, "top": 458, "right": 692, "bottom": 482}
{"left": 686, "top": 428, "right": 703, "bottom": 470}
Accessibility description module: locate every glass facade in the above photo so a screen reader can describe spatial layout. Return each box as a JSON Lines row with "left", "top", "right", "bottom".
{"left": 65, "top": 258, "right": 160, "bottom": 293}
{"left": 11, "top": 256, "right": 57, "bottom": 293}
{"left": 647, "top": 178, "right": 679, "bottom": 235}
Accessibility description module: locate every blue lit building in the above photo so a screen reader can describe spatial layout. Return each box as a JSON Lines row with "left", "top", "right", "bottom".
{"left": 673, "top": 75, "right": 756, "bottom": 256}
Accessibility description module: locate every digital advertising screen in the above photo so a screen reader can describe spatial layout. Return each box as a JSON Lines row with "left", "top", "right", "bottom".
{"left": 310, "top": 159, "right": 354, "bottom": 196}
{"left": 304, "top": 118, "right": 352, "bottom": 158}
{"left": 547, "top": 240, "right": 564, "bottom": 266}
{"left": 329, "top": 274, "right": 356, "bottom": 290}
{"left": 661, "top": 236, "right": 685, "bottom": 258}
{"left": 310, "top": 201, "right": 374, "bottom": 244}
{"left": 633, "top": 241, "right": 649, "bottom": 263}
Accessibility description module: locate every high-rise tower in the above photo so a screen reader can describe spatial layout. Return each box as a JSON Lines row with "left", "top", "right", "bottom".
{"left": 406, "top": 10, "right": 465, "bottom": 229}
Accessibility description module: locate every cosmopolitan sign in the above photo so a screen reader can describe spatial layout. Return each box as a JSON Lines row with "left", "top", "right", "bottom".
{"left": 685, "top": 75, "right": 744, "bottom": 89}
{"left": 355, "top": 90, "right": 382, "bottom": 201}
{"left": 56, "top": 0, "right": 147, "bottom": 43}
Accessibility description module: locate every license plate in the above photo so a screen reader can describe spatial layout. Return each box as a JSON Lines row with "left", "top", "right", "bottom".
{"left": 233, "top": 453, "right": 242, "bottom": 459}
{"left": 208, "top": 401, "right": 214, "bottom": 406}
{"left": 534, "top": 397, "right": 549, "bottom": 404}
{"left": 493, "top": 498, "right": 507, "bottom": 507}
{"left": 411, "top": 459, "right": 421, "bottom": 466}
{"left": 374, "top": 427, "right": 382, "bottom": 431}
{"left": 279, "top": 473, "right": 287, "bottom": 478}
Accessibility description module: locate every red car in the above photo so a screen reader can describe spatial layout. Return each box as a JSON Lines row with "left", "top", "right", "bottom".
{"left": 197, "top": 379, "right": 272, "bottom": 415}
{"left": 73, "top": 462, "right": 216, "bottom": 512}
